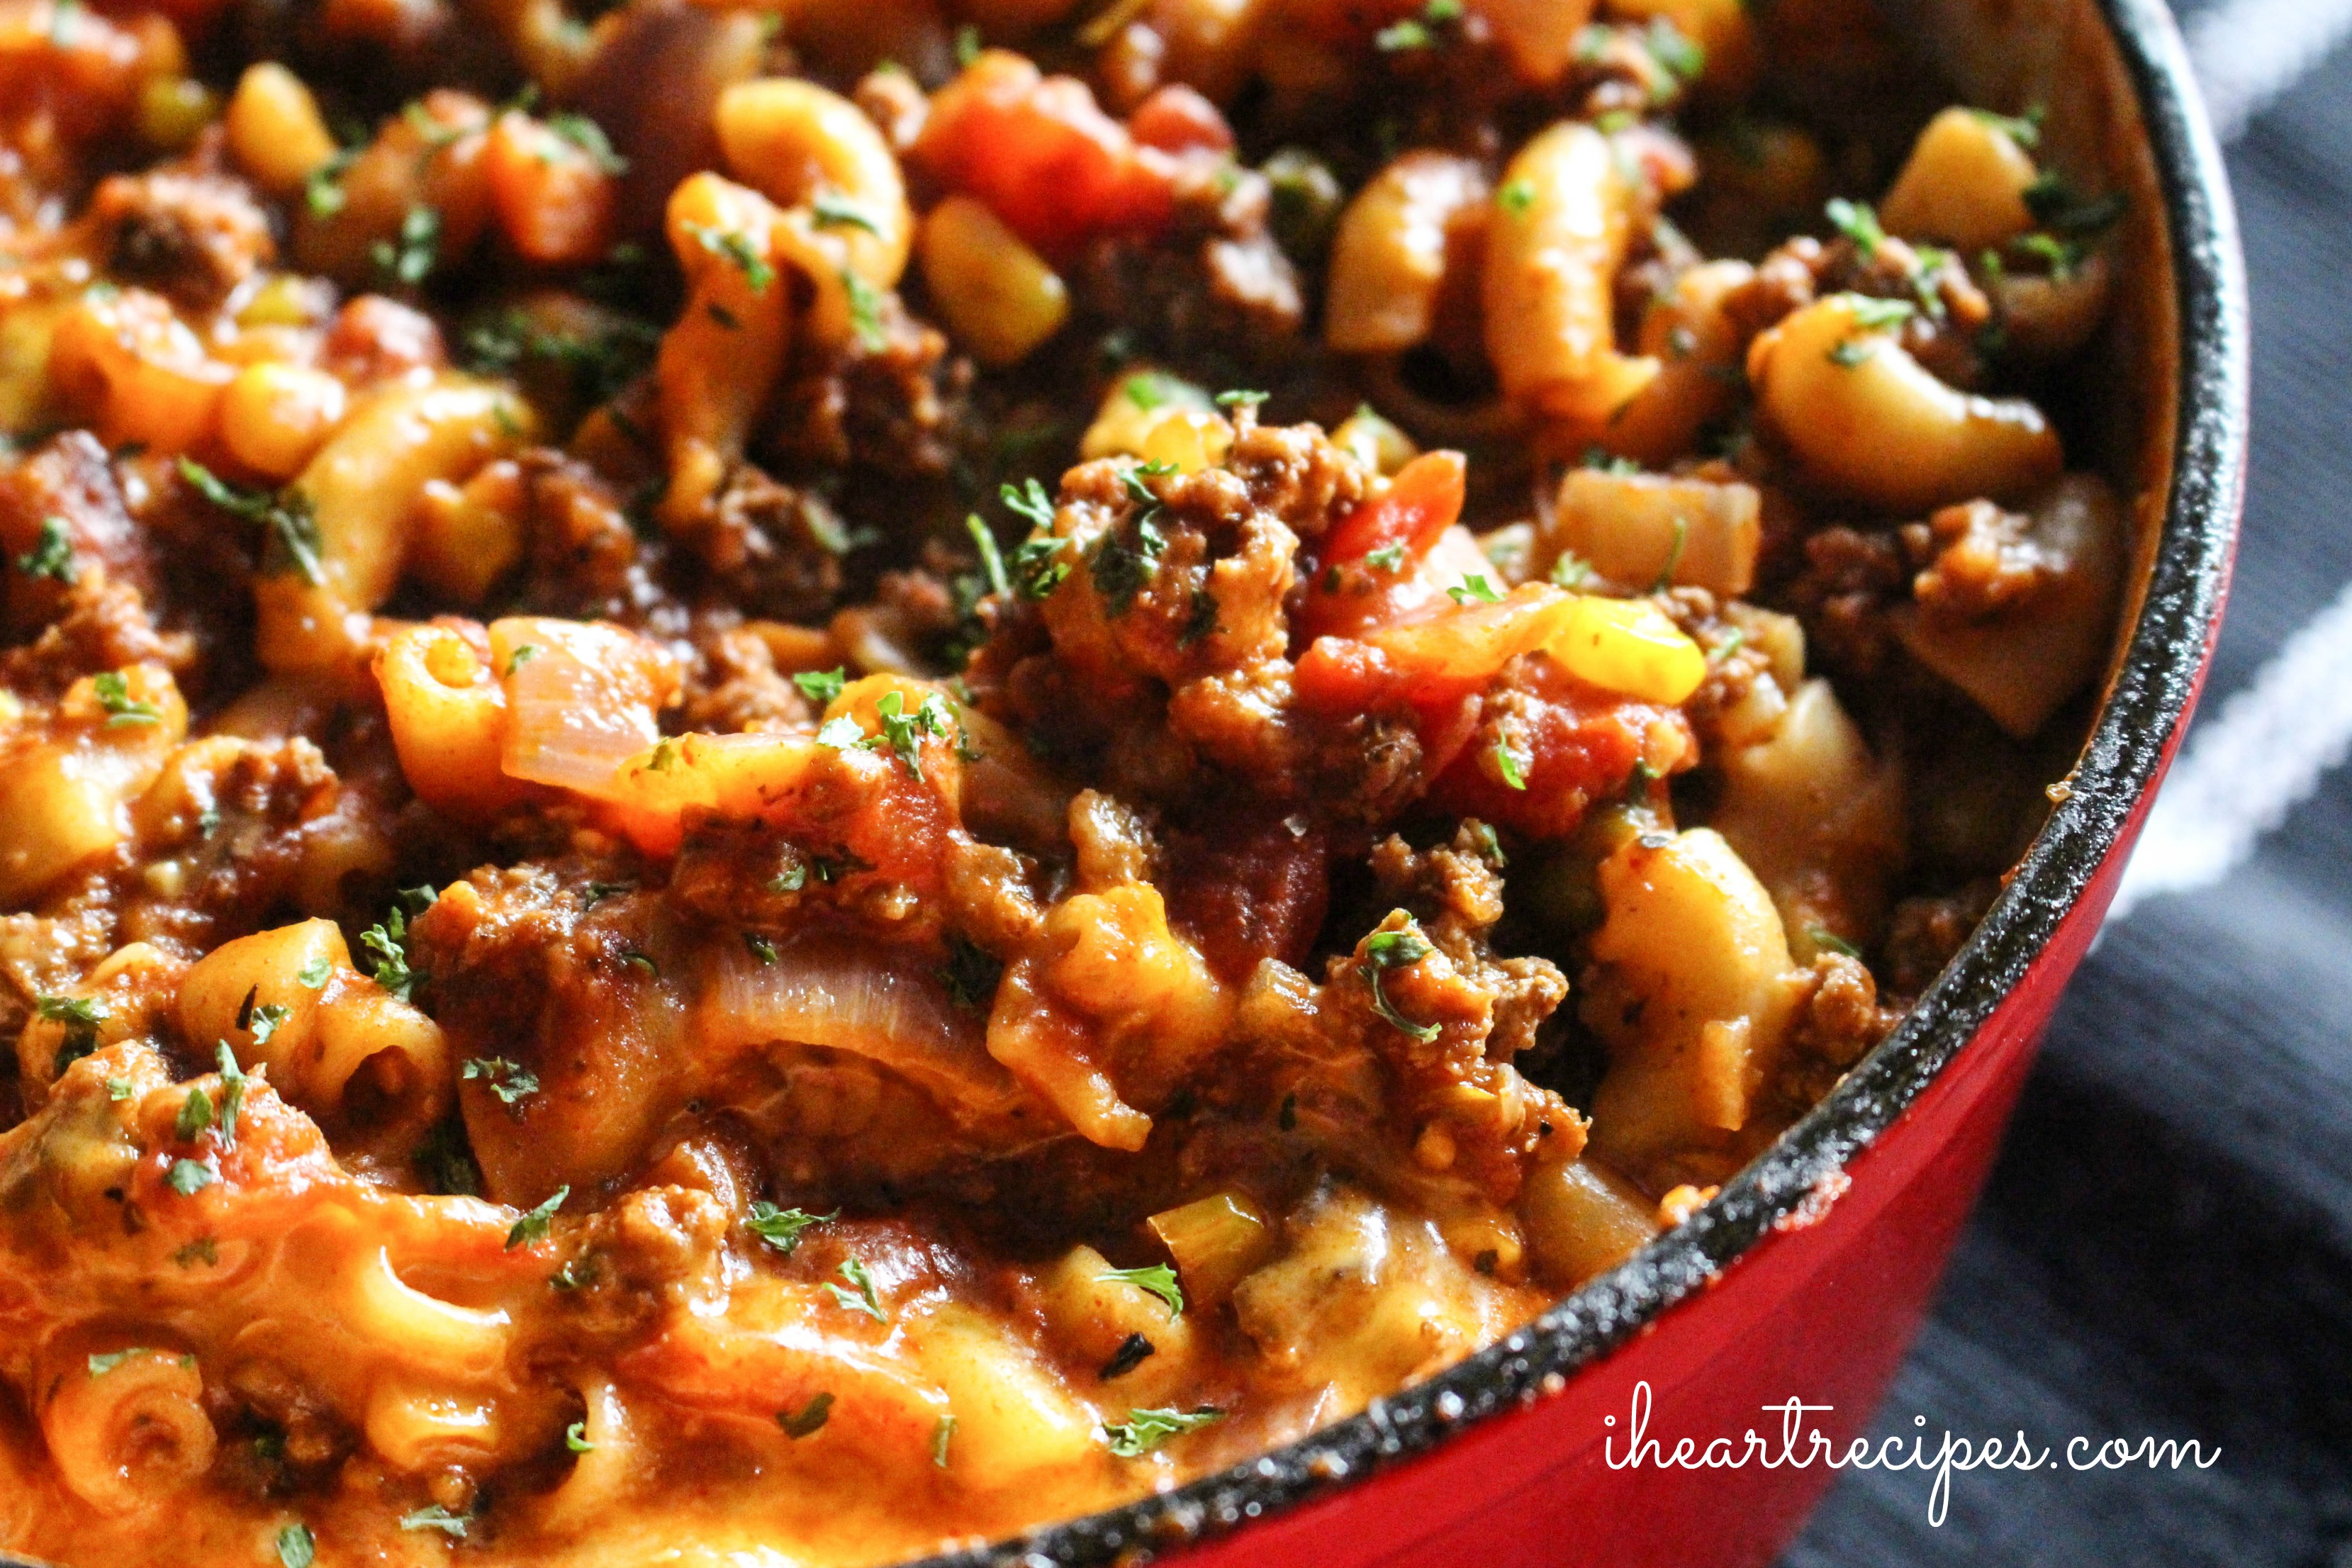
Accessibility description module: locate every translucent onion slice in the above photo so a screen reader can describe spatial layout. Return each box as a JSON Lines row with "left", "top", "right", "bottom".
{"left": 698, "top": 931, "right": 1042, "bottom": 1138}
{"left": 488, "top": 617, "right": 681, "bottom": 799}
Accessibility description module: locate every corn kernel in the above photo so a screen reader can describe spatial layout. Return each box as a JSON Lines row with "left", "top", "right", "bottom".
{"left": 224, "top": 62, "right": 338, "bottom": 196}
{"left": 219, "top": 362, "right": 347, "bottom": 479}
{"left": 137, "top": 77, "right": 218, "bottom": 152}
{"left": 1549, "top": 595, "right": 1707, "bottom": 705}
{"left": 917, "top": 195, "right": 1069, "bottom": 367}
{"left": 1078, "top": 366, "right": 1213, "bottom": 461}
{"left": 1138, "top": 408, "right": 1233, "bottom": 474}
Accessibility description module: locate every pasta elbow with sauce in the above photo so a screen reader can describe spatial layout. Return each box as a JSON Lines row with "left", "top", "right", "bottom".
{"left": 0, "top": 0, "right": 2139, "bottom": 1559}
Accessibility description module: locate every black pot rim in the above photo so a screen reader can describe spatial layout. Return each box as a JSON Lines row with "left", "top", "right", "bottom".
{"left": 911, "top": 0, "right": 2250, "bottom": 1562}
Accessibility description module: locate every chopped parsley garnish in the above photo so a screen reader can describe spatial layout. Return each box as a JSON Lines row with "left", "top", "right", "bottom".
{"left": 1374, "top": 0, "right": 1462, "bottom": 52}
{"left": 565, "top": 1421, "right": 594, "bottom": 1454}
{"left": 1497, "top": 178, "right": 1535, "bottom": 215}
{"left": 1808, "top": 926, "right": 1862, "bottom": 958}
{"left": 954, "top": 21, "right": 982, "bottom": 65}
{"left": 546, "top": 111, "right": 627, "bottom": 173}
{"left": 582, "top": 880, "right": 633, "bottom": 909}
{"left": 1362, "top": 922, "right": 1440, "bottom": 1042}
{"left": 793, "top": 666, "right": 847, "bottom": 704}
{"left": 505, "top": 643, "right": 542, "bottom": 676}
{"left": 174, "top": 1237, "right": 218, "bottom": 1267}
{"left": 1102, "top": 1406, "right": 1222, "bottom": 1457}
{"left": 1845, "top": 296, "right": 1916, "bottom": 332}
{"left": 857, "top": 688, "right": 952, "bottom": 780}
{"left": 303, "top": 145, "right": 359, "bottom": 219}
{"left": 1492, "top": 738, "right": 1529, "bottom": 790}
{"left": 2023, "top": 172, "right": 2128, "bottom": 237}
{"left": 166, "top": 1158, "right": 214, "bottom": 1195}
{"left": 745, "top": 1202, "right": 835, "bottom": 1256}
{"left": 462, "top": 1056, "right": 539, "bottom": 1104}
{"left": 843, "top": 268, "right": 887, "bottom": 352}
{"left": 1472, "top": 822, "right": 1506, "bottom": 867}
{"left": 1002, "top": 476, "right": 1057, "bottom": 530}
{"left": 505, "top": 1184, "right": 569, "bottom": 1249}
{"left": 1645, "top": 16, "right": 1705, "bottom": 80}
{"left": 296, "top": 954, "right": 332, "bottom": 988}
{"left": 1099, "top": 1333, "right": 1156, "bottom": 1380}
{"left": 38, "top": 993, "right": 106, "bottom": 1073}
{"left": 399, "top": 1504, "right": 471, "bottom": 1538}
{"left": 815, "top": 715, "right": 866, "bottom": 749}
{"left": 682, "top": 220, "right": 775, "bottom": 292}
{"left": 358, "top": 886, "right": 435, "bottom": 1002}
{"left": 87, "top": 1348, "right": 148, "bottom": 1376}
{"left": 371, "top": 204, "right": 442, "bottom": 287}
{"left": 1966, "top": 103, "right": 2044, "bottom": 149}
{"left": 92, "top": 670, "right": 160, "bottom": 727}
{"left": 744, "top": 931, "right": 778, "bottom": 965}
{"left": 621, "top": 949, "right": 658, "bottom": 977}
{"left": 777, "top": 1391, "right": 834, "bottom": 1439}
{"left": 828, "top": 1256, "right": 887, "bottom": 1321}
{"left": 1097, "top": 1263, "right": 1185, "bottom": 1315}
{"left": 1011, "top": 533, "right": 1071, "bottom": 598}
{"left": 1651, "top": 515, "right": 1688, "bottom": 593}
{"left": 16, "top": 515, "right": 76, "bottom": 583}
{"left": 1824, "top": 196, "right": 1883, "bottom": 258}
{"left": 1550, "top": 551, "right": 1594, "bottom": 589}
{"left": 811, "top": 191, "right": 881, "bottom": 234}
{"left": 940, "top": 935, "right": 1003, "bottom": 1012}
{"left": 1214, "top": 388, "right": 1268, "bottom": 409}
{"left": 276, "top": 1522, "right": 315, "bottom": 1568}
{"left": 1447, "top": 573, "right": 1503, "bottom": 605}
{"left": 177, "top": 458, "right": 325, "bottom": 586}
{"left": 932, "top": 1411, "right": 957, "bottom": 1467}
{"left": 214, "top": 1043, "right": 250, "bottom": 1148}
{"left": 246, "top": 999, "right": 291, "bottom": 1045}
{"left": 1362, "top": 544, "right": 1407, "bottom": 574}
{"left": 965, "top": 513, "right": 1011, "bottom": 598}
{"left": 176, "top": 1085, "right": 214, "bottom": 1141}
{"left": 108, "top": 1078, "right": 135, "bottom": 1102}
{"left": 1122, "top": 371, "right": 1179, "bottom": 411}
{"left": 459, "top": 310, "right": 661, "bottom": 408}
{"left": 769, "top": 864, "right": 809, "bottom": 894}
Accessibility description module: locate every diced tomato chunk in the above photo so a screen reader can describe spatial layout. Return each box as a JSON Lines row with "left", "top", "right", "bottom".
{"left": 912, "top": 50, "right": 1177, "bottom": 258}
{"left": 1428, "top": 657, "right": 1671, "bottom": 839}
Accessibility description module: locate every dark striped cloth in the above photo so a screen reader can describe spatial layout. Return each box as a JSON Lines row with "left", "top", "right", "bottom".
{"left": 1783, "top": 17, "right": 2352, "bottom": 1568}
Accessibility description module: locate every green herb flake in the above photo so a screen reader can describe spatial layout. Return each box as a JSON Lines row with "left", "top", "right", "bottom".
{"left": 1492, "top": 738, "right": 1529, "bottom": 790}
{"left": 505, "top": 1184, "right": 569, "bottom": 1250}
{"left": 828, "top": 1256, "right": 887, "bottom": 1321}
{"left": 815, "top": 715, "right": 866, "bottom": 750}
{"left": 778, "top": 1391, "right": 834, "bottom": 1439}
{"left": 1650, "top": 515, "right": 1688, "bottom": 593}
{"left": 177, "top": 458, "right": 325, "bottom": 586}
{"left": 174, "top": 1236, "right": 218, "bottom": 1267}
{"left": 1214, "top": 388, "right": 1268, "bottom": 409}
{"left": 1966, "top": 103, "right": 2044, "bottom": 150}
{"left": 462, "top": 1055, "right": 540, "bottom": 1105}
{"left": 1096, "top": 1263, "right": 1185, "bottom": 1315}
{"left": 683, "top": 220, "right": 775, "bottom": 293}
{"left": 176, "top": 1084, "right": 214, "bottom": 1142}
{"left": 86, "top": 1348, "right": 149, "bottom": 1377}
{"left": 954, "top": 21, "right": 982, "bottom": 65}
{"left": 745, "top": 1202, "right": 836, "bottom": 1256}
{"left": 744, "top": 931, "right": 779, "bottom": 966}
{"left": 1447, "top": 573, "right": 1503, "bottom": 605}
{"left": 546, "top": 111, "right": 627, "bottom": 174}
{"left": 1497, "top": 179, "right": 1535, "bottom": 215}
{"left": 1645, "top": 16, "right": 1705, "bottom": 80}
{"left": 1362, "top": 921, "right": 1440, "bottom": 1042}
{"left": 565, "top": 1421, "right": 594, "bottom": 1453}
{"left": 166, "top": 1158, "right": 214, "bottom": 1196}
{"left": 794, "top": 666, "right": 848, "bottom": 704}
{"left": 1102, "top": 1406, "right": 1222, "bottom": 1457}
{"left": 1550, "top": 551, "right": 1595, "bottom": 589}
{"left": 965, "top": 513, "right": 1011, "bottom": 598}
{"left": 399, "top": 1504, "right": 471, "bottom": 1538}
{"left": 296, "top": 954, "right": 332, "bottom": 988}
{"left": 1808, "top": 926, "right": 1862, "bottom": 958}
{"left": 38, "top": 992, "right": 106, "bottom": 1073}
{"left": 932, "top": 1411, "right": 957, "bottom": 1468}
{"left": 843, "top": 268, "right": 887, "bottom": 352}
{"left": 92, "top": 669, "right": 161, "bottom": 727}
{"left": 1825, "top": 196, "right": 1883, "bottom": 258}
{"left": 811, "top": 191, "right": 882, "bottom": 234}
{"left": 276, "top": 1522, "right": 315, "bottom": 1568}
{"left": 505, "top": 643, "right": 542, "bottom": 676}
{"left": 16, "top": 515, "right": 76, "bottom": 583}
{"left": 107, "top": 1077, "right": 135, "bottom": 1102}
{"left": 214, "top": 1043, "right": 250, "bottom": 1148}
{"left": 371, "top": 204, "right": 442, "bottom": 288}
{"left": 1472, "top": 822, "right": 1506, "bottom": 867}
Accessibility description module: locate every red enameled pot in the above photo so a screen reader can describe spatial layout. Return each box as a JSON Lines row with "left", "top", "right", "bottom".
{"left": 905, "top": 0, "right": 2248, "bottom": 1562}
{"left": 0, "top": 0, "right": 2242, "bottom": 1562}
